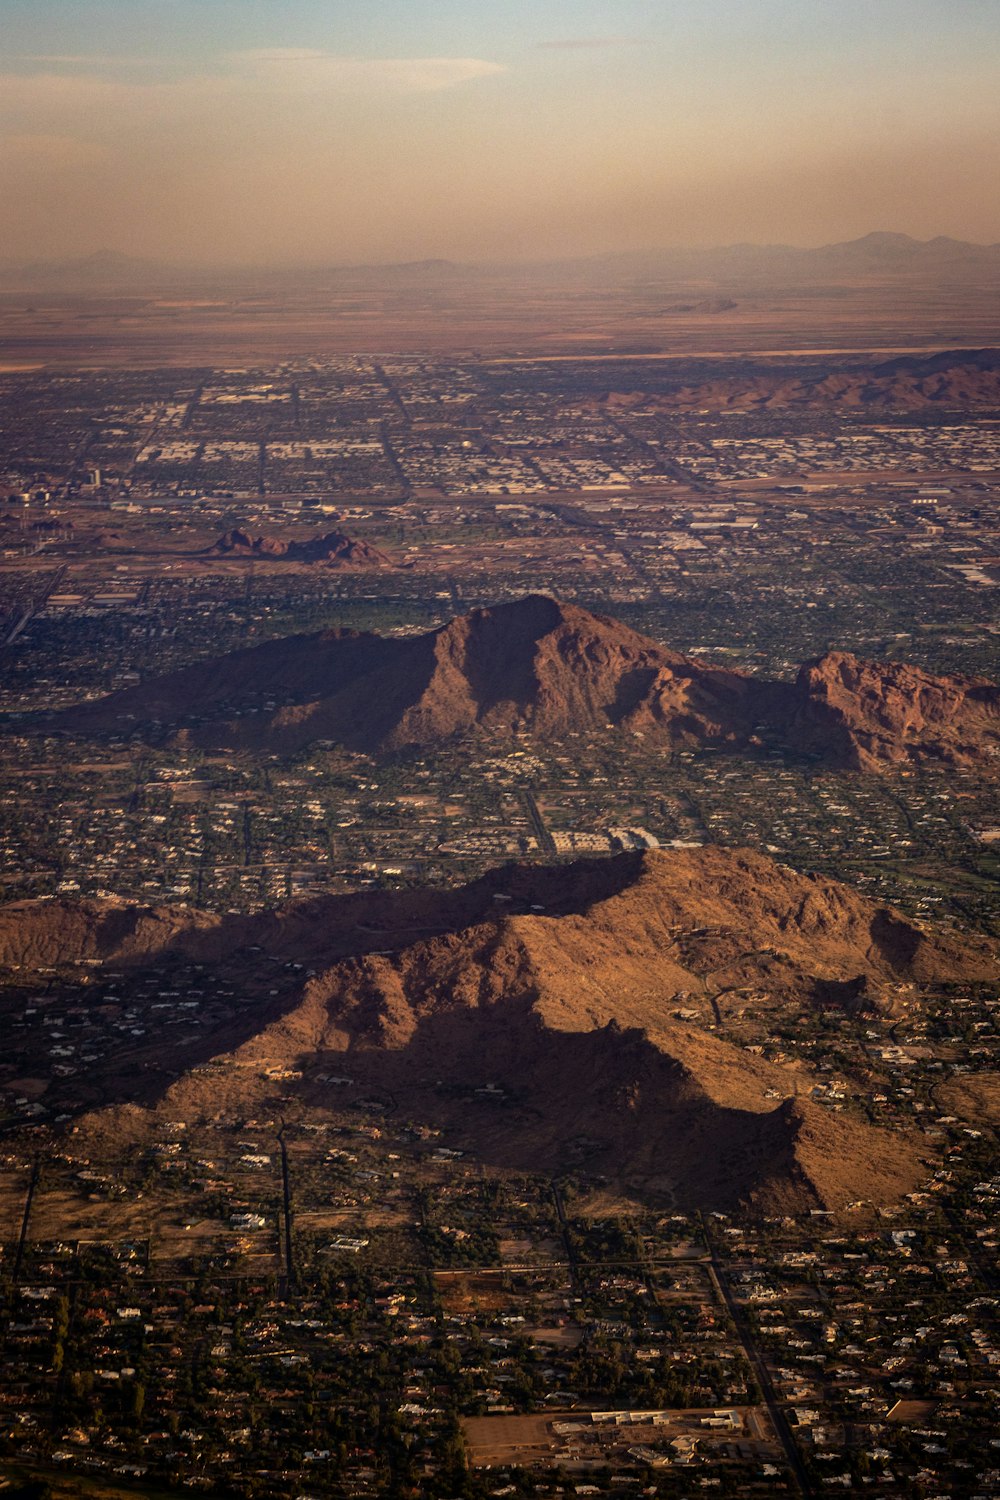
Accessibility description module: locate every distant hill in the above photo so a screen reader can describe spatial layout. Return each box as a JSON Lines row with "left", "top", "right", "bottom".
{"left": 601, "top": 348, "right": 1000, "bottom": 412}
{"left": 575, "top": 232, "right": 1000, "bottom": 285}
{"left": 5, "top": 846, "right": 996, "bottom": 1211}
{"left": 53, "top": 595, "right": 1000, "bottom": 771}
{"left": 205, "top": 528, "right": 393, "bottom": 568}
{"left": 1, "top": 250, "right": 474, "bottom": 294}
{"left": 6, "top": 249, "right": 178, "bottom": 290}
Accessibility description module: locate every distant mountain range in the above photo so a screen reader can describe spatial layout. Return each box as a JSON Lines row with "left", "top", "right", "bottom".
{"left": 54, "top": 594, "right": 1000, "bottom": 772}
{"left": 575, "top": 231, "right": 1000, "bottom": 283}
{"left": 5, "top": 233, "right": 1000, "bottom": 291}
{"left": 599, "top": 347, "right": 1000, "bottom": 411}
{"left": 1, "top": 248, "right": 180, "bottom": 289}
{"left": 0, "top": 249, "right": 477, "bottom": 292}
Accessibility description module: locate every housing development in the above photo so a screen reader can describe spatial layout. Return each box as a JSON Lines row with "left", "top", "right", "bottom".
{"left": 0, "top": 329, "right": 997, "bottom": 1500}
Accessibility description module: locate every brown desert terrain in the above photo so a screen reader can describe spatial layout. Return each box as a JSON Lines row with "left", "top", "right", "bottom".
{"left": 205, "top": 527, "right": 394, "bottom": 567}
{"left": 4, "top": 846, "right": 996, "bottom": 1213}
{"left": 52, "top": 595, "right": 1000, "bottom": 772}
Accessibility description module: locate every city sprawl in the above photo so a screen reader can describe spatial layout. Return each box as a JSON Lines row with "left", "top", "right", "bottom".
{"left": 0, "top": 348, "right": 998, "bottom": 1500}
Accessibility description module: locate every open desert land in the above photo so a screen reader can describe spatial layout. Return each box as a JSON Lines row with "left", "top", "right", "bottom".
{"left": 4, "top": 276, "right": 1000, "bottom": 366}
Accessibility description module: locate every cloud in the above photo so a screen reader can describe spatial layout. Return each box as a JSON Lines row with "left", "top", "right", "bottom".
{"left": 229, "top": 48, "right": 330, "bottom": 64}
{"left": 536, "top": 37, "right": 641, "bottom": 50}
{"left": 0, "top": 69, "right": 216, "bottom": 130}
{"left": 20, "top": 54, "right": 154, "bottom": 67}
{"left": 227, "top": 49, "right": 506, "bottom": 92}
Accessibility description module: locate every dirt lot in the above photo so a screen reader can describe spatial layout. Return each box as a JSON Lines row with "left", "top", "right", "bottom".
{"left": 464, "top": 1405, "right": 778, "bottom": 1468}
{"left": 28, "top": 1187, "right": 155, "bottom": 1245}
{"left": 521, "top": 1323, "right": 583, "bottom": 1347}
{"left": 295, "top": 1204, "right": 412, "bottom": 1230}
{"left": 0, "top": 1169, "right": 30, "bottom": 1241}
{"left": 497, "top": 1230, "right": 565, "bottom": 1264}
{"left": 434, "top": 1269, "right": 520, "bottom": 1316}
{"left": 463, "top": 1412, "right": 558, "bottom": 1466}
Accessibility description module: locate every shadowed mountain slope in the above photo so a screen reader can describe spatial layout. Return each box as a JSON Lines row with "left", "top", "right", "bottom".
{"left": 55, "top": 595, "right": 771, "bottom": 754}
{"left": 603, "top": 351, "right": 1000, "bottom": 413}
{"left": 205, "top": 528, "right": 393, "bottom": 567}
{"left": 52, "top": 596, "right": 1000, "bottom": 771}
{"left": 9, "top": 847, "right": 996, "bottom": 1213}
{"left": 790, "top": 651, "right": 1000, "bottom": 771}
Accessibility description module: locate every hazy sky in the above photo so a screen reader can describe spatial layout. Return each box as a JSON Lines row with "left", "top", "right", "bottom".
{"left": 2, "top": 0, "right": 999, "bottom": 264}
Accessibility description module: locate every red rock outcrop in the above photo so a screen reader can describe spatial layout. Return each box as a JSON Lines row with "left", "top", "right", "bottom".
{"left": 53, "top": 595, "right": 999, "bottom": 771}
{"left": 206, "top": 528, "right": 392, "bottom": 567}
{"left": 789, "top": 651, "right": 1000, "bottom": 770}
{"left": 40, "top": 846, "right": 996, "bottom": 1211}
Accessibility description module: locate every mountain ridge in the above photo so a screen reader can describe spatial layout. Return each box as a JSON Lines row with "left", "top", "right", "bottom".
{"left": 205, "top": 528, "right": 393, "bottom": 567}
{"left": 17, "top": 845, "right": 997, "bottom": 1213}
{"left": 52, "top": 595, "right": 1000, "bottom": 772}
{"left": 7, "top": 233, "right": 1000, "bottom": 290}
{"left": 601, "top": 348, "right": 1000, "bottom": 412}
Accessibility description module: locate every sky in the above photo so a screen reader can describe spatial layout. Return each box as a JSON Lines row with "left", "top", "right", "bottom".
{"left": 1, "top": 0, "right": 999, "bottom": 265}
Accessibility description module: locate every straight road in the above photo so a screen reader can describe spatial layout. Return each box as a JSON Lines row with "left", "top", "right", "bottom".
{"left": 522, "top": 789, "right": 556, "bottom": 855}
{"left": 701, "top": 1217, "right": 813, "bottom": 1497}
{"left": 277, "top": 1125, "right": 295, "bottom": 1295}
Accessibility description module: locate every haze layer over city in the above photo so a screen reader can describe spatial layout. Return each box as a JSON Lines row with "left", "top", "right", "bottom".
{"left": 0, "top": 4, "right": 998, "bottom": 1500}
